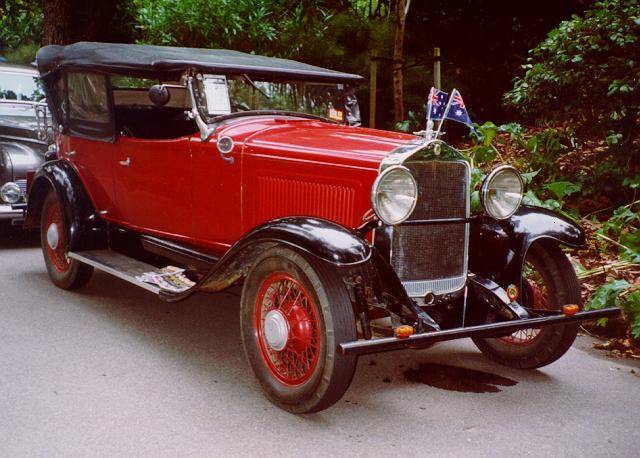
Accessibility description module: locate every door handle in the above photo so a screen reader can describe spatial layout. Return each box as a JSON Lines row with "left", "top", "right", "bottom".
{"left": 66, "top": 150, "right": 76, "bottom": 158}
{"left": 119, "top": 157, "right": 131, "bottom": 167}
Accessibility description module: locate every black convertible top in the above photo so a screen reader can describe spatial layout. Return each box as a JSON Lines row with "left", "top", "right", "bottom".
{"left": 36, "top": 42, "right": 363, "bottom": 83}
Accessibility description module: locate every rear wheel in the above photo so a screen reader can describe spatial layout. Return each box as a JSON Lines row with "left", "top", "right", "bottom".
{"left": 240, "top": 246, "right": 357, "bottom": 413}
{"left": 473, "top": 242, "right": 581, "bottom": 369}
{"left": 40, "top": 191, "right": 93, "bottom": 290}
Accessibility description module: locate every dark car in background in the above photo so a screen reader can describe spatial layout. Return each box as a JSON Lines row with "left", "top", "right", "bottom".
{"left": 0, "top": 63, "right": 52, "bottom": 226}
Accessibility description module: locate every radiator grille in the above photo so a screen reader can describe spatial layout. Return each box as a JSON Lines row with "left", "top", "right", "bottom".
{"left": 391, "top": 160, "right": 470, "bottom": 296}
{"left": 256, "top": 176, "right": 356, "bottom": 227}
{"left": 16, "top": 179, "right": 27, "bottom": 199}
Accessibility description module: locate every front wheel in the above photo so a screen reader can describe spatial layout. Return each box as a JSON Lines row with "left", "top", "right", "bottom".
{"left": 240, "top": 246, "right": 357, "bottom": 413}
{"left": 473, "top": 242, "right": 581, "bottom": 369}
{"left": 40, "top": 190, "right": 93, "bottom": 290}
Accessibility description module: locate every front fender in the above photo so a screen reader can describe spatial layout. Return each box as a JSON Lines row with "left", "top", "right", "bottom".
{"left": 162, "top": 217, "right": 371, "bottom": 301}
{"left": 0, "top": 141, "right": 46, "bottom": 181}
{"left": 469, "top": 205, "right": 584, "bottom": 289}
{"left": 24, "top": 160, "right": 106, "bottom": 251}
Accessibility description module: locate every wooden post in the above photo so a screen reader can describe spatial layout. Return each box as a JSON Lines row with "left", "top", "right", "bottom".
{"left": 433, "top": 47, "right": 441, "bottom": 89}
{"left": 369, "top": 49, "right": 378, "bottom": 129}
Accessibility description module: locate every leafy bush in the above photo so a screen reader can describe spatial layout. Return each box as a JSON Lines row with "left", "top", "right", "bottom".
{"left": 504, "top": 0, "right": 640, "bottom": 137}
{"left": 0, "top": 0, "right": 42, "bottom": 54}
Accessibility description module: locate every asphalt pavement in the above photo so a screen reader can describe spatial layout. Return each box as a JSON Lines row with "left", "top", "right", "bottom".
{"left": 1, "top": 225, "right": 638, "bottom": 457}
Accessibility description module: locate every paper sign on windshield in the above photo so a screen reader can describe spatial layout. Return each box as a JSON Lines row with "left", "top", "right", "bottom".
{"left": 202, "top": 75, "right": 231, "bottom": 116}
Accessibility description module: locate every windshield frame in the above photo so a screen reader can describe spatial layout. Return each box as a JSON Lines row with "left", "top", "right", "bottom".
{"left": 192, "top": 72, "right": 352, "bottom": 126}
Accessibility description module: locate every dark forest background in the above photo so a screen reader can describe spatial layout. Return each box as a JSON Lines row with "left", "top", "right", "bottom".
{"left": 1, "top": 0, "right": 592, "bottom": 126}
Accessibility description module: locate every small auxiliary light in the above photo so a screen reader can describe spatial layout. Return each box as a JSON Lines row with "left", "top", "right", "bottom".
{"left": 394, "top": 325, "right": 414, "bottom": 339}
{"left": 506, "top": 284, "right": 519, "bottom": 302}
{"left": 563, "top": 304, "right": 580, "bottom": 316}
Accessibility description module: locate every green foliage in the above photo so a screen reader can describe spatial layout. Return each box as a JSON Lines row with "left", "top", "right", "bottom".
{"left": 395, "top": 110, "right": 424, "bottom": 133}
{"left": 504, "top": 0, "right": 640, "bottom": 134}
{"left": 2, "top": 43, "right": 39, "bottom": 65}
{"left": 544, "top": 181, "right": 582, "bottom": 201}
{"left": 587, "top": 280, "right": 640, "bottom": 339}
{"left": 0, "top": 0, "right": 42, "bottom": 53}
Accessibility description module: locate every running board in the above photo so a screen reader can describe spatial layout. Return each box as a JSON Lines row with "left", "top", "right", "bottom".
{"left": 68, "top": 250, "right": 161, "bottom": 295}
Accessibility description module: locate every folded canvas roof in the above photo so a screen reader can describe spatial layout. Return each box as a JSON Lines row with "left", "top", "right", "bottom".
{"left": 36, "top": 42, "right": 363, "bottom": 83}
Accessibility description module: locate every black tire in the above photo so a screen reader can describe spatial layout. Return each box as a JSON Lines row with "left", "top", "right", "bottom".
{"left": 40, "top": 190, "right": 93, "bottom": 290}
{"left": 473, "top": 242, "right": 581, "bottom": 369}
{"left": 240, "top": 246, "right": 358, "bottom": 413}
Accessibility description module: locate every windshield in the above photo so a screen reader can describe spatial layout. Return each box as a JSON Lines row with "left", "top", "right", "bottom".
{"left": 0, "top": 72, "right": 44, "bottom": 102}
{"left": 198, "top": 75, "right": 347, "bottom": 123}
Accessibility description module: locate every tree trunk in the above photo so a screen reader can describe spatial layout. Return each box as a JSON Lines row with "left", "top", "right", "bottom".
{"left": 42, "top": 0, "right": 72, "bottom": 45}
{"left": 393, "top": 0, "right": 410, "bottom": 123}
{"left": 42, "top": 0, "right": 119, "bottom": 45}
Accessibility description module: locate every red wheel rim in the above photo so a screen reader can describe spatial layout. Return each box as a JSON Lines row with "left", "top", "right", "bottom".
{"left": 499, "top": 278, "right": 548, "bottom": 345}
{"left": 254, "top": 272, "right": 321, "bottom": 386}
{"left": 44, "top": 200, "right": 70, "bottom": 273}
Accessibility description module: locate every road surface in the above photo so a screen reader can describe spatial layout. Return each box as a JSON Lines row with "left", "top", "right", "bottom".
{"left": 1, "top": 226, "right": 638, "bottom": 456}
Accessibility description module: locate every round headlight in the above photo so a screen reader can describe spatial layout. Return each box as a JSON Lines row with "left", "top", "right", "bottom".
{"left": 0, "top": 182, "right": 21, "bottom": 204}
{"left": 481, "top": 165, "right": 524, "bottom": 220}
{"left": 371, "top": 166, "right": 418, "bottom": 225}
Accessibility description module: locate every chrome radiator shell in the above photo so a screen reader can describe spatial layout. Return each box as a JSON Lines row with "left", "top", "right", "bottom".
{"left": 390, "top": 159, "right": 470, "bottom": 297}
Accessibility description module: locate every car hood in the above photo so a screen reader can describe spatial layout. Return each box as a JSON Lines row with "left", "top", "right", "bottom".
{"left": 216, "top": 117, "right": 418, "bottom": 169}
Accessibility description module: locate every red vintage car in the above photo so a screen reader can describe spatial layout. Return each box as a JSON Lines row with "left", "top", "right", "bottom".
{"left": 28, "top": 42, "right": 618, "bottom": 413}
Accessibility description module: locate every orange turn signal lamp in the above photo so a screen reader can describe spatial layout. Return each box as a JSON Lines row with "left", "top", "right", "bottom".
{"left": 394, "top": 325, "right": 414, "bottom": 339}
{"left": 506, "top": 284, "right": 519, "bottom": 302}
{"left": 563, "top": 304, "right": 580, "bottom": 316}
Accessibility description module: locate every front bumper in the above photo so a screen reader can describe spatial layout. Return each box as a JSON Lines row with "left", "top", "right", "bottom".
{"left": 0, "top": 203, "right": 25, "bottom": 224}
{"left": 339, "top": 307, "right": 621, "bottom": 355}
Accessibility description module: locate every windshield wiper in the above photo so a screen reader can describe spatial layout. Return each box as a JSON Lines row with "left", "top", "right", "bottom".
{"left": 242, "top": 74, "right": 270, "bottom": 100}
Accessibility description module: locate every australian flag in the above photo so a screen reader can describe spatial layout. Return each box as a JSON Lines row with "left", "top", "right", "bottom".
{"left": 427, "top": 87, "right": 448, "bottom": 121}
{"left": 445, "top": 89, "right": 474, "bottom": 129}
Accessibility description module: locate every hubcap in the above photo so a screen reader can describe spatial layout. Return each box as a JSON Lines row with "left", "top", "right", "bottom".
{"left": 264, "top": 309, "right": 289, "bottom": 351}
{"left": 254, "top": 272, "right": 321, "bottom": 386}
{"left": 46, "top": 223, "right": 59, "bottom": 250}
{"left": 44, "top": 200, "right": 70, "bottom": 273}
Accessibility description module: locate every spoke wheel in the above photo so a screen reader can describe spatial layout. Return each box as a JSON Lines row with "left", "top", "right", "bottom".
{"left": 254, "top": 272, "right": 321, "bottom": 386}
{"left": 472, "top": 242, "right": 581, "bottom": 369}
{"left": 241, "top": 247, "right": 357, "bottom": 413}
{"left": 499, "top": 272, "right": 549, "bottom": 345}
{"left": 44, "top": 199, "right": 71, "bottom": 273}
{"left": 40, "top": 191, "right": 93, "bottom": 290}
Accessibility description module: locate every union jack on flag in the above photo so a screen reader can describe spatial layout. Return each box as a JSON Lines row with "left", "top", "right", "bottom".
{"left": 427, "top": 87, "right": 448, "bottom": 121}
{"left": 445, "top": 89, "right": 474, "bottom": 129}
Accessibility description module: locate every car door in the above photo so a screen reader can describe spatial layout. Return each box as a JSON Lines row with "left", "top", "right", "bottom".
{"left": 189, "top": 133, "right": 242, "bottom": 254}
{"left": 61, "top": 72, "right": 121, "bottom": 218}
{"left": 113, "top": 136, "right": 193, "bottom": 238}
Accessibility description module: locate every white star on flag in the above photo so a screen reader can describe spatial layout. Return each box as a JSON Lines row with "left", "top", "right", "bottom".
{"left": 456, "top": 109, "right": 463, "bottom": 116}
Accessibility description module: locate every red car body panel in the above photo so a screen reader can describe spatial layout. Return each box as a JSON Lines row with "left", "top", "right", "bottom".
{"left": 62, "top": 117, "right": 416, "bottom": 256}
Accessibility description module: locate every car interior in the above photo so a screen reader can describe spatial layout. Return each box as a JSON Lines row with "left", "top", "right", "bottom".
{"left": 112, "top": 83, "right": 198, "bottom": 140}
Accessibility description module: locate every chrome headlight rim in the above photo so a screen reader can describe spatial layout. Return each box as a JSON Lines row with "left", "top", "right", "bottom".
{"left": 0, "top": 182, "right": 22, "bottom": 204}
{"left": 371, "top": 165, "right": 418, "bottom": 226}
{"left": 480, "top": 165, "right": 524, "bottom": 220}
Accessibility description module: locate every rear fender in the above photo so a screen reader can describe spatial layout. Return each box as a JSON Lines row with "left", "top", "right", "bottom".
{"left": 469, "top": 205, "right": 584, "bottom": 290}
{"left": 24, "top": 160, "right": 106, "bottom": 251}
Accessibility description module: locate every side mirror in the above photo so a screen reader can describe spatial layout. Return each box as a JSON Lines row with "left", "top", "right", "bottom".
{"left": 148, "top": 84, "right": 171, "bottom": 106}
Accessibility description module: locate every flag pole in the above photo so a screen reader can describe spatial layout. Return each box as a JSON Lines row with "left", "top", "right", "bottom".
{"left": 434, "top": 88, "right": 455, "bottom": 139}
{"left": 425, "top": 88, "right": 434, "bottom": 140}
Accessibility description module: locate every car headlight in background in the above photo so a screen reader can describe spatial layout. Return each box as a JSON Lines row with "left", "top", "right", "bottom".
{"left": 371, "top": 166, "right": 418, "bottom": 225}
{"left": 0, "top": 182, "right": 22, "bottom": 204}
{"left": 481, "top": 165, "right": 524, "bottom": 220}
